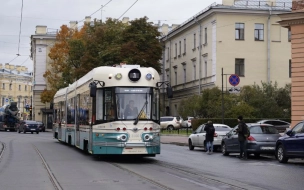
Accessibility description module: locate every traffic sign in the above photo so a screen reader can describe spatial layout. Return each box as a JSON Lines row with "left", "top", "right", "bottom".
{"left": 5, "top": 98, "right": 8, "bottom": 102}
{"left": 229, "top": 74, "right": 240, "bottom": 86}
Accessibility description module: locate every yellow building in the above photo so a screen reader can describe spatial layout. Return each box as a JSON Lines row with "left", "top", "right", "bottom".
{"left": 0, "top": 63, "right": 32, "bottom": 119}
{"left": 160, "top": 0, "right": 292, "bottom": 116}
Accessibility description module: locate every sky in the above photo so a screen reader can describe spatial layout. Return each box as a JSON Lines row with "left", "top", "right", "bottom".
{"left": 0, "top": 0, "right": 222, "bottom": 72}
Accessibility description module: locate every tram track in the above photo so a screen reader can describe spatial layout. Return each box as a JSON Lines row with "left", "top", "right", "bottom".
{"left": 108, "top": 159, "right": 266, "bottom": 190}
{"left": 33, "top": 145, "right": 63, "bottom": 190}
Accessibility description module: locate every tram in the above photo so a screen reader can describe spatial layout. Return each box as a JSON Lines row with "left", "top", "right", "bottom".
{"left": 53, "top": 65, "right": 172, "bottom": 156}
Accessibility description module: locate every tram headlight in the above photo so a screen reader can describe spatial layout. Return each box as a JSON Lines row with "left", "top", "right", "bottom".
{"left": 117, "top": 134, "right": 127, "bottom": 141}
{"left": 143, "top": 134, "right": 153, "bottom": 141}
{"left": 146, "top": 73, "right": 152, "bottom": 80}
{"left": 115, "top": 73, "right": 122, "bottom": 80}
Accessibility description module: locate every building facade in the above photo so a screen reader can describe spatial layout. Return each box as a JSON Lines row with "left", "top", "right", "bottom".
{"left": 0, "top": 63, "right": 32, "bottom": 119}
{"left": 279, "top": 0, "right": 304, "bottom": 127}
{"left": 30, "top": 25, "right": 57, "bottom": 128}
{"left": 161, "top": 0, "right": 292, "bottom": 116}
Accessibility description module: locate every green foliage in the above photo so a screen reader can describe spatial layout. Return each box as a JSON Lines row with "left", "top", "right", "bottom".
{"left": 181, "top": 82, "right": 291, "bottom": 125}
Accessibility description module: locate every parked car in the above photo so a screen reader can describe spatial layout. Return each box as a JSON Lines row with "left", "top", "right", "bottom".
{"left": 160, "top": 116, "right": 182, "bottom": 130}
{"left": 221, "top": 123, "right": 281, "bottom": 157}
{"left": 36, "top": 121, "right": 45, "bottom": 132}
{"left": 188, "top": 123, "right": 231, "bottom": 151}
{"left": 275, "top": 121, "right": 304, "bottom": 163}
{"left": 181, "top": 117, "right": 194, "bottom": 128}
{"left": 18, "top": 120, "right": 40, "bottom": 134}
{"left": 256, "top": 119, "right": 290, "bottom": 133}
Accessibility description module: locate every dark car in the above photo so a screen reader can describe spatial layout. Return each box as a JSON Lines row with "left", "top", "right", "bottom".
{"left": 37, "top": 121, "right": 45, "bottom": 132}
{"left": 221, "top": 123, "right": 281, "bottom": 157}
{"left": 275, "top": 121, "right": 304, "bottom": 163}
{"left": 18, "top": 120, "right": 40, "bottom": 134}
{"left": 256, "top": 119, "right": 290, "bottom": 133}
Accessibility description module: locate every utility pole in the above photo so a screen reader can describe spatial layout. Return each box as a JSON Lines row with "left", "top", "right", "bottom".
{"left": 221, "top": 68, "right": 224, "bottom": 124}
{"left": 101, "top": 5, "right": 103, "bottom": 22}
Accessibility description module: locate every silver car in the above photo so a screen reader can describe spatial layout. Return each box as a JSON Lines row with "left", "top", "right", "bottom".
{"left": 221, "top": 123, "right": 281, "bottom": 157}
{"left": 188, "top": 123, "right": 231, "bottom": 151}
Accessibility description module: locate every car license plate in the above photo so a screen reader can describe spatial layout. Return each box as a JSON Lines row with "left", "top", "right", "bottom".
{"left": 260, "top": 147, "right": 274, "bottom": 150}
{"left": 31, "top": 129, "right": 35, "bottom": 130}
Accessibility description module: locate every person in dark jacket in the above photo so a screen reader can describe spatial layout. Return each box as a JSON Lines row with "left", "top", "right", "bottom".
{"left": 204, "top": 121, "right": 215, "bottom": 155}
{"left": 236, "top": 115, "right": 248, "bottom": 159}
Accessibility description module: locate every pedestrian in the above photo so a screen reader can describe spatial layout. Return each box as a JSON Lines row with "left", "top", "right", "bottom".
{"left": 204, "top": 120, "right": 215, "bottom": 155}
{"left": 236, "top": 115, "right": 249, "bottom": 160}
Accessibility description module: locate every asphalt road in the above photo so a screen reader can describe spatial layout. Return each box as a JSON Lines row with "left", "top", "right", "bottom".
{"left": 0, "top": 131, "right": 303, "bottom": 190}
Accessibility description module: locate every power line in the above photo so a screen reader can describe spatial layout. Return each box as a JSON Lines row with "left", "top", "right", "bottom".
{"left": 118, "top": 0, "right": 139, "bottom": 20}
{"left": 17, "top": 0, "right": 24, "bottom": 56}
{"left": 8, "top": 55, "right": 19, "bottom": 64}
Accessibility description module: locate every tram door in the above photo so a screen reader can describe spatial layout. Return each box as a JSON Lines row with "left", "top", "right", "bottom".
{"left": 76, "top": 95, "right": 80, "bottom": 147}
{"left": 58, "top": 102, "right": 63, "bottom": 140}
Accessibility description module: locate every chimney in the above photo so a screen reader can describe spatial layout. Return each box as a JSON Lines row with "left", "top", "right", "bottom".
{"left": 85, "top": 16, "right": 91, "bottom": 24}
{"left": 222, "top": 0, "right": 235, "bottom": 6}
{"left": 69, "top": 21, "right": 78, "bottom": 30}
{"left": 122, "top": 17, "right": 129, "bottom": 24}
{"left": 172, "top": 24, "right": 179, "bottom": 30}
{"left": 161, "top": 24, "right": 169, "bottom": 35}
{"left": 0, "top": 63, "right": 2, "bottom": 69}
{"left": 9, "top": 65, "right": 15, "bottom": 70}
{"left": 5, "top": 63, "right": 9, "bottom": 69}
{"left": 35, "top": 25, "right": 47, "bottom": 34}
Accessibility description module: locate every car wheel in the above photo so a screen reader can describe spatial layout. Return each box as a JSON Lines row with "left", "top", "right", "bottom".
{"left": 254, "top": 153, "right": 260, "bottom": 157}
{"left": 43, "top": 129, "right": 45, "bottom": 132}
{"left": 277, "top": 145, "right": 288, "bottom": 163}
{"left": 18, "top": 129, "right": 20, "bottom": 133}
{"left": 167, "top": 125, "right": 174, "bottom": 130}
{"left": 188, "top": 139, "right": 194, "bottom": 150}
{"left": 31, "top": 132, "right": 33, "bottom": 134}
{"left": 222, "top": 143, "right": 229, "bottom": 156}
{"left": 36, "top": 132, "right": 39, "bottom": 134}
{"left": 204, "top": 141, "right": 208, "bottom": 152}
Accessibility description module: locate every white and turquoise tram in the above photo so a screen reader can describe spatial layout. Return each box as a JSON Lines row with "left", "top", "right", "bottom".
{"left": 53, "top": 65, "right": 172, "bottom": 157}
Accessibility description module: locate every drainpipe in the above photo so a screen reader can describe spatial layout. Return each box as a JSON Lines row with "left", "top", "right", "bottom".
{"left": 162, "top": 38, "right": 166, "bottom": 116}
{"left": 169, "top": 39, "right": 171, "bottom": 115}
{"left": 194, "top": 17, "right": 202, "bottom": 94}
{"left": 267, "top": 6, "right": 272, "bottom": 83}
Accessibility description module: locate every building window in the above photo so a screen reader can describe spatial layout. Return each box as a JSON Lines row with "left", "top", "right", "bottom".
{"left": 193, "top": 64, "right": 196, "bottom": 80}
{"left": 2, "top": 83, "right": 4, "bottom": 89}
{"left": 235, "top": 59, "right": 245, "bottom": 76}
{"left": 9, "top": 84, "right": 12, "bottom": 90}
{"left": 204, "top": 61, "right": 207, "bottom": 77}
{"left": 19, "top": 85, "right": 21, "bottom": 91}
{"left": 204, "top": 27, "right": 207, "bottom": 44}
{"left": 183, "top": 38, "right": 186, "bottom": 54}
{"left": 167, "top": 47, "right": 169, "bottom": 61}
{"left": 193, "top": 33, "right": 196, "bottom": 49}
{"left": 179, "top": 41, "right": 181, "bottom": 56}
{"left": 183, "top": 68, "right": 186, "bottom": 83}
{"left": 235, "top": 23, "right": 244, "bottom": 40}
{"left": 289, "top": 59, "right": 291, "bottom": 78}
{"left": 288, "top": 29, "right": 291, "bottom": 42}
{"left": 18, "top": 97, "right": 21, "bottom": 108}
{"left": 175, "top": 43, "right": 177, "bottom": 58}
{"left": 255, "top": 24, "right": 264, "bottom": 41}
{"left": 25, "top": 85, "right": 27, "bottom": 91}
{"left": 2, "top": 97, "right": 4, "bottom": 106}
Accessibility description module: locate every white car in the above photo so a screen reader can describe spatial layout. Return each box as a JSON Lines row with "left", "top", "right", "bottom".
{"left": 188, "top": 123, "right": 231, "bottom": 151}
{"left": 181, "top": 116, "right": 194, "bottom": 128}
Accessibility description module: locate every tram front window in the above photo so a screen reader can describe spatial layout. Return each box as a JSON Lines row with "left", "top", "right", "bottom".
{"left": 116, "top": 87, "right": 153, "bottom": 120}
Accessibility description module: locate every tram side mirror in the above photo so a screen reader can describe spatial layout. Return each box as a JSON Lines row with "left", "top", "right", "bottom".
{"left": 90, "top": 83, "right": 97, "bottom": 97}
{"left": 167, "top": 86, "right": 173, "bottom": 98}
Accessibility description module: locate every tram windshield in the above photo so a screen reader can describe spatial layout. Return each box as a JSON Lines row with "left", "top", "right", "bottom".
{"left": 95, "top": 87, "right": 159, "bottom": 121}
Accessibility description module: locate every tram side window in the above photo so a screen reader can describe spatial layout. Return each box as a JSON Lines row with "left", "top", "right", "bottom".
{"left": 105, "top": 89, "right": 115, "bottom": 120}
{"left": 60, "top": 101, "right": 65, "bottom": 123}
{"left": 96, "top": 90, "right": 103, "bottom": 120}
{"left": 67, "top": 98, "right": 75, "bottom": 124}
{"left": 152, "top": 89, "right": 159, "bottom": 120}
{"left": 79, "top": 93, "right": 91, "bottom": 125}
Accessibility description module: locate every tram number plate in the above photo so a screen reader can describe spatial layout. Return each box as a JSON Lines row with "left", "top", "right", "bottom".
{"left": 130, "top": 134, "right": 140, "bottom": 138}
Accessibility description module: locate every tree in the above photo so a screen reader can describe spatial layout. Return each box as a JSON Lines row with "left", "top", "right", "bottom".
{"left": 120, "top": 17, "right": 162, "bottom": 72}
{"left": 40, "top": 89, "right": 56, "bottom": 104}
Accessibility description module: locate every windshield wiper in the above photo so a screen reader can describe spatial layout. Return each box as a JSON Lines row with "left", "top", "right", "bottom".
{"left": 133, "top": 101, "right": 148, "bottom": 125}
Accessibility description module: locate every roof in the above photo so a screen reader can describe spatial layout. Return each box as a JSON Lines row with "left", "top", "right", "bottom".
{"left": 162, "top": 0, "right": 291, "bottom": 39}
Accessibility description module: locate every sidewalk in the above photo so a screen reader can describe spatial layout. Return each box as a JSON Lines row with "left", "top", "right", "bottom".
{"left": 160, "top": 135, "right": 188, "bottom": 146}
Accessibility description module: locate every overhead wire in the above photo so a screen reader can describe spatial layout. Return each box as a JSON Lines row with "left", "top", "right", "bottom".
{"left": 17, "top": 0, "right": 24, "bottom": 56}
{"left": 118, "top": 0, "right": 139, "bottom": 20}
